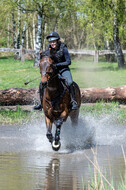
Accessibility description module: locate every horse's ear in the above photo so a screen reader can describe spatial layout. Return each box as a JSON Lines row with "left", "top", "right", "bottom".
{"left": 40, "top": 52, "right": 44, "bottom": 59}
{"left": 41, "top": 51, "right": 47, "bottom": 58}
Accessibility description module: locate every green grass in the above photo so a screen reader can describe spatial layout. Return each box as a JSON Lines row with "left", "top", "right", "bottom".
{"left": 0, "top": 56, "right": 40, "bottom": 89}
{"left": 0, "top": 56, "right": 126, "bottom": 125}
{"left": 80, "top": 101, "right": 126, "bottom": 124}
{"left": 0, "top": 102, "right": 126, "bottom": 125}
{"left": 0, "top": 105, "right": 43, "bottom": 125}
{"left": 71, "top": 56, "right": 126, "bottom": 88}
{"left": 82, "top": 165, "right": 126, "bottom": 190}
{"left": 0, "top": 106, "right": 30, "bottom": 124}
{"left": 0, "top": 56, "right": 126, "bottom": 89}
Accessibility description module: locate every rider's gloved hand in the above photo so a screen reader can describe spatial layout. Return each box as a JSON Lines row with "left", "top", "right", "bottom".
{"left": 51, "top": 64, "right": 57, "bottom": 70}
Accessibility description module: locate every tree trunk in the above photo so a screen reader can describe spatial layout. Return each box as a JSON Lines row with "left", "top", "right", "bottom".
{"left": 81, "top": 86, "right": 126, "bottom": 103}
{"left": 7, "top": 23, "right": 10, "bottom": 47}
{"left": 113, "top": 15, "right": 125, "bottom": 68}
{"left": 53, "top": 16, "right": 58, "bottom": 32}
{"left": 0, "top": 88, "right": 39, "bottom": 106}
{"left": 105, "top": 40, "right": 116, "bottom": 62}
{"left": 11, "top": 12, "right": 17, "bottom": 58}
{"left": 17, "top": 9, "right": 21, "bottom": 49}
{"left": 21, "top": 22, "right": 26, "bottom": 49}
{"left": 33, "top": 13, "right": 36, "bottom": 50}
{"left": 42, "top": 21, "right": 47, "bottom": 50}
{"left": 14, "top": 8, "right": 21, "bottom": 60}
{"left": 26, "top": 28, "right": 29, "bottom": 49}
{"left": 78, "top": 28, "right": 85, "bottom": 49}
{"left": 0, "top": 86, "right": 126, "bottom": 106}
{"left": 34, "top": 12, "right": 43, "bottom": 67}
{"left": 91, "top": 23, "right": 96, "bottom": 50}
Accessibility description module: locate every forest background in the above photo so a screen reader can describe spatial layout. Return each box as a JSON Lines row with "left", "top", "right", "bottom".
{"left": 0, "top": 0, "right": 126, "bottom": 68}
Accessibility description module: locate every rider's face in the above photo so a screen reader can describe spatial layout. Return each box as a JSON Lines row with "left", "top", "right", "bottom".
{"left": 49, "top": 40, "right": 58, "bottom": 49}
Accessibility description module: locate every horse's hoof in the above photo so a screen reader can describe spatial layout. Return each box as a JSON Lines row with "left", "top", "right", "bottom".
{"left": 46, "top": 133, "right": 53, "bottom": 143}
{"left": 52, "top": 140, "right": 61, "bottom": 151}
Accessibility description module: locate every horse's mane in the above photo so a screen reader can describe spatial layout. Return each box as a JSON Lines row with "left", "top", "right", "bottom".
{"left": 40, "top": 51, "right": 57, "bottom": 63}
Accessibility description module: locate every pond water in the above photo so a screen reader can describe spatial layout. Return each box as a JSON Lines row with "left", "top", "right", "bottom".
{"left": 0, "top": 115, "right": 126, "bottom": 190}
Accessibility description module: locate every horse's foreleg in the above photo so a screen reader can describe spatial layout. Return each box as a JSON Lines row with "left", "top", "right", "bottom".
{"left": 52, "top": 111, "right": 68, "bottom": 151}
{"left": 52, "top": 120, "right": 62, "bottom": 151}
{"left": 54, "top": 111, "right": 67, "bottom": 143}
{"left": 45, "top": 116, "right": 53, "bottom": 143}
{"left": 55, "top": 119, "right": 63, "bottom": 143}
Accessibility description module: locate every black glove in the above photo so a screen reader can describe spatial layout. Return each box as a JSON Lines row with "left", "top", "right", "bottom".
{"left": 51, "top": 64, "right": 57, "bottom": 70}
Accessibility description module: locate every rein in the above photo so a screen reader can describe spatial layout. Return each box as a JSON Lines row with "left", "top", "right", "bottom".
{"left": 42, "top": 72, "right": 66, "bottom": 109}
{"left": 47, "top": 72, "right": 58, "bottom": 84}
{"left": 41, "top": 72, "right": 58, "bottom": 89}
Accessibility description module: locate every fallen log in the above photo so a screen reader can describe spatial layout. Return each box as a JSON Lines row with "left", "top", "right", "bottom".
{"left": 0, "top": 88, "right": 39, "bottom": 106}
{"left": 81, "top": 86, "right": 126, "bottom": 103}
{"left": 0, "top": 86, "right": 126, "bottom": 106}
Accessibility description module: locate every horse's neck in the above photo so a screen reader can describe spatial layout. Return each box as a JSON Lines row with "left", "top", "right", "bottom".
{"left": 46, "top": 77, "right": 62, "bottom": 99}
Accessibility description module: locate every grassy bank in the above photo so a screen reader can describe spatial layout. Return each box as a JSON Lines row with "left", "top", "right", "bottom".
{"left": 0, "top": 105, "right": 44, "bottom": 125}
{"left": 0, "top": 56, "right": 40, "bottom": 89}
{"left": 0, "top": 102, "right": 126, "bottom": 125}
{"left": 81, "top": 101, "right": 126, "bottom": 124}
{"left": 71, "top": 56, "right": 126, "bottom": 88}
{"left": 82, "top": 147, "right": 126, "bottom": 190}
{"left": 0, "top": 56, "right": 126, "bottom": 89}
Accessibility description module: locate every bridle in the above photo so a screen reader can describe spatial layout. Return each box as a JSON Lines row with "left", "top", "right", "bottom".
{"left": 41, "top": 65, "right": 58, "bottom": 88}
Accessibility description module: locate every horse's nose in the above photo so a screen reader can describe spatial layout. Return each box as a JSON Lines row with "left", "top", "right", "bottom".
{"left": 41, "top": 75, "right": 47, "bottom": 83}
{"left": 42, "top": 81, "right": 47, "bottom": 88}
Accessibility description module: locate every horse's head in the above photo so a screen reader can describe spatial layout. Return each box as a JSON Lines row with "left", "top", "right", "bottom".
{"left": 39, "top": 56, "right": 56, "bottom": 85}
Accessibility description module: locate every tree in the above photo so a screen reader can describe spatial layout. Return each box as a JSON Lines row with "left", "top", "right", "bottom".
{"left": 14, "top": 0, "right": 64, "bottom": 66}
{"left": 112, "top": 0, "right": 125, "bottom": 68}
{"left": 78, "top": 0, "right": 126, "bottom": 67}
{"left": 0, "top": 0, "right": 125, "bottom": 68}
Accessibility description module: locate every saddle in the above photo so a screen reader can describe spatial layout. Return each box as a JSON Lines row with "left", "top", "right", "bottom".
{"left": 57, "top": 74, "right": 69, "bottom": 91}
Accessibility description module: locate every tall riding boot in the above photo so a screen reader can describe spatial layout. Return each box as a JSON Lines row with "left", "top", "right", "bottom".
{"left": 33, "top": 82, "right": 43, "bottom": 110}
{"left": 69, "top": 83, "right": 78, "bottom": 110}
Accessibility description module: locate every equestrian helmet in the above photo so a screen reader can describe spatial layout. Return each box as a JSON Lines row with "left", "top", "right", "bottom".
{"left": 46, "top": 32, "right": 60, "bottom": 42}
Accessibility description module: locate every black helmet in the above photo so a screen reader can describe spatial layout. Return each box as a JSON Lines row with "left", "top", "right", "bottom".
{"left": 46, "top": 32, "right": 60, "bottom": 42}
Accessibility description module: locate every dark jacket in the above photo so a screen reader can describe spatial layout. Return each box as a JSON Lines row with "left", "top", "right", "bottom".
{"left": 44, "top": 42, "right": 71, "bottom": 73}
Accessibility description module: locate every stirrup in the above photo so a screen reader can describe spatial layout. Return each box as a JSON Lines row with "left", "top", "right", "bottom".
{"left": 71, "top": 100, "right": 78, "bottom": 110}
{"left": 33, "top": 104, "right": 42, "bottom": 111}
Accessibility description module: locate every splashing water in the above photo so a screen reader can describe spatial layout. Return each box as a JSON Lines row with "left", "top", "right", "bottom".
{"left": 0, "top": 113, "right": 126, "bottom": 153}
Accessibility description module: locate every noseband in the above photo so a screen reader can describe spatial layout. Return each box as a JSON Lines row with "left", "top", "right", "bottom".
{"left": 41, "top": 67, "right": 58, "bottom": 88}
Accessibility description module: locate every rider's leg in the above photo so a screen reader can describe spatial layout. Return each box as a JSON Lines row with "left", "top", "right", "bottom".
{"left": 69, "top": 82, "right": 78, "bottom": 110}
{"left": 61, "top": 70, "right": 78, "bottom": 110}
{"left": 33, "top": 81, "right": 43, "bottom": 110}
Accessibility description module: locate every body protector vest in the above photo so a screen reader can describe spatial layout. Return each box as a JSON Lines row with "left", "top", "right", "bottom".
{"left": 44, "top": 42, "right": 70, "bottom": 73}
{"left": 44, "top": 42, "right": 65, "bottom": 63}
{"left": 50, "top": 42, "right": 66, "bottom": 63}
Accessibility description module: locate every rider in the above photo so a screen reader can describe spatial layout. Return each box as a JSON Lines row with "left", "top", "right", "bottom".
{"left": 34, "top": 32, "right": 78, "bottom": 111}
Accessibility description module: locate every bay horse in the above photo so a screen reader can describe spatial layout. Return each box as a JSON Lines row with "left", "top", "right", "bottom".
{"left": 39, "top": 56, "right": 81, "bottom": 151}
